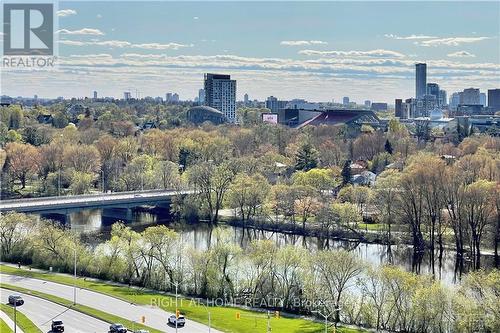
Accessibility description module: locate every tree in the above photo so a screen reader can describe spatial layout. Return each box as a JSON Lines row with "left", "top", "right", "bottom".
{"left": 5, "top": 142, "right": 41, "bottom": 188}
{"left": 226, "top": 173, "right": 270, "bottom": 221}
{"left": 384, "top": 139, "right": 393, "bottom": 155}
{"left": 8, "top": 105, "right": 23, "bottom": 129}
{"left": 142, "top": 225, "right": 180, "bottom": 288}
{"left": 294, "top": 193, "right": 321, "bottom": 231}
{"left": 0, "top": 212, "right": 36, "bottom": 259}
{"left": 341, "top": 160, "right": 352, "bottom": 186}
{"left": 295, "top": 142, "right": 318, "bottom": 171}
{"left": 462, "top": 179, "right": 496, "bottom": 268}
{"left": 292, "top": 168, "right": 340, "bottom": 196}
{"left": 454, "top": 270, "right": 500, "bottom": 333}
{"left": 63, "top": 145, "right": 101, "bottom": 174}
{"left": 69, "top": 171, "right": 94, "bottom": 194}
{"left": 332, "top": 202, "right": 363, "bottom": 229}
{"left": 187, "top": 160, "right": 238, "bottom": 223}
{"left": 309, "top": 250, "right": 364, "bottom": 326}
{"left": 374, "top": 170, "right": 401, "bottom": 243}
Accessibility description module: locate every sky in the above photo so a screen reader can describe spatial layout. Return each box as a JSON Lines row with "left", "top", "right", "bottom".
{"left": 1, "top": 1, "right": 500, "bottom": 103}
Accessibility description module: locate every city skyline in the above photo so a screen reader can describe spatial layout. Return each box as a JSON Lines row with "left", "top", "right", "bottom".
{"left": 1, "top": 1, "right": 499, "bottom": 102}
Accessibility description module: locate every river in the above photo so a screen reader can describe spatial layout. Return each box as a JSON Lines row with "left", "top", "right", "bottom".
{"left": 40, "top": 207, "right": 496, "bottom": 286}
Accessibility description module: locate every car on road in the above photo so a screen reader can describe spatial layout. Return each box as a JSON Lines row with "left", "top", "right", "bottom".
{"left": 168, "top": 315, "right": 186, "bottom": 327}
{"left": 8, "top": 295, "right": 24, "bottom": 306}
{"left": 135, "top": 330, "right": 149, "bottom": 333}
{"left": 51, "top": 320, "right": 64, "bottom": 332}
{"left": 109, "top": 323, "right": 127, "bottom": 333}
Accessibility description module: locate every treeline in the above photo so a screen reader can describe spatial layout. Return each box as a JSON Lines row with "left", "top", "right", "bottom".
{"left": 0, "top": 213, "right": 498, "bottom": 333}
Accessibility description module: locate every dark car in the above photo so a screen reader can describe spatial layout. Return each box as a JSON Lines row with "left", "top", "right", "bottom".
{"left": 8, "top": 295, "right": 24, "bottom": 306}
{"left": 51, "top": 320, "right": 64, "bottom": 332}
{"left": 109, "top": 323, "right": 127, "bottom": 333}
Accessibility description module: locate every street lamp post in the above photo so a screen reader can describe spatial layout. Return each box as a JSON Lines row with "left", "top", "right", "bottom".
{"left": 73, "top": 246, "right": 77, "bottom": 305}
{"left": 196, "top": 300, "right": 211, "bottom": 333}
{"left": 312, "top": 310, "right": 330, "bottom": 333}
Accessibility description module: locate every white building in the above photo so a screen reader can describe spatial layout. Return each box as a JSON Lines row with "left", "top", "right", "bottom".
{"left": 204, "top": 73, "right": 237, "bottom": 123}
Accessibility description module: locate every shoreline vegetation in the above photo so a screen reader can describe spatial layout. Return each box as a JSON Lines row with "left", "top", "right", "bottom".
{"left": 1, "top": 213, "right": 499, "bottom": 333}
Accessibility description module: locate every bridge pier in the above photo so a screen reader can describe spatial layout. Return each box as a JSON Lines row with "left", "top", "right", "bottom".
{"left": 40, "top": 212, "right": 71, "bottom": 225}
{"left": 102, "top": 207, "right": 134, "bottom": 223}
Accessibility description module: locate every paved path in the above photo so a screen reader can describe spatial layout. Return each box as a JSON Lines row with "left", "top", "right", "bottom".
{"left": 0, "top": 274, "right": 219, "bottom": 333}
{"left": 1, "top": 288, "right": 108, "bottom": 333}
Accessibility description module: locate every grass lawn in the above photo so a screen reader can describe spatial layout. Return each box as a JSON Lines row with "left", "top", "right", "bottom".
{"left": 0, "top": 303, "right": 41, "bottom": 333}
{"left": 358, "top": 223, "right": 384, "bottom": 231}
{"left": 0, "top": 318, "right": 13, "bottom": 333}
{"left": 1, "top": 265, "right": 365, "bottom": 333}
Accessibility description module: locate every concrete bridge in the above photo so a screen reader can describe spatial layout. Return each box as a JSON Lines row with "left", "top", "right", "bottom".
{"left": 0, "top": 189, "right": 193, "bottom": 214}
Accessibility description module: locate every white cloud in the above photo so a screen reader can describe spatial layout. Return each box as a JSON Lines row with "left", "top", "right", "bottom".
{"left": 384, "top": 34, "right": 437, "bottom": 40}
{"left": 57, "top": 9, "right": 77, "bottom": 17}
{"left": 418, "top": 36, "right": 491, "bottom": 47}
{"left": 58, "top": 28, "right": 104, "bottom": 36}
{"left": 97, "top": 14, "right": 103, "bottom": 19}
{"left": 59, "top": 39, "right": 193, "bottom": 50}
{"left": 281, "top": 40, "right": 328, "bottom": 46}
{"left": 299, "top": 49, "right": 406, "bottom": 58}
{"left": 193, "top": 16, "right": 199, "bottom": 20}
{"left": 447, "top": 51, "right": 476, "bottom": 58}
{"left": 57, "top": 52, "right": 499, "bottom": 80}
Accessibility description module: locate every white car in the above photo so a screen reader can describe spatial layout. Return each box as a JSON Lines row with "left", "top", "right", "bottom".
{"left": 168, "top": 315, "right": 186, "bottom": 327}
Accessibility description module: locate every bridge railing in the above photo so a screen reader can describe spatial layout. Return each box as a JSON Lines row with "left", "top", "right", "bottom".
{"left": 0, "top": 188, "right": 191, "bottom": 205}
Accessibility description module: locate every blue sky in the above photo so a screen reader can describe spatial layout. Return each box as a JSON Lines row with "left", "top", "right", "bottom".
{"left": 2, "top": 1, "right": 500, "bottom": 103}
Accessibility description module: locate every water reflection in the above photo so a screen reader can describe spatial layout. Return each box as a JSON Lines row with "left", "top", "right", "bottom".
{"left": 39, "top": 208, "right": 494, "bottom": 285}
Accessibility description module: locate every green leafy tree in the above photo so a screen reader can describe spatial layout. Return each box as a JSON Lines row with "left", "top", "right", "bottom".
{"left": 295, "top": 142, "right": 318, "bottom": 171}
{"left": 384, "top": 139, "right": 393, "bottom": 154}
{"left": 341, "top": 160, "right": 352, "bottom": 185}
{"left": 226, "top": 173, "right": 270, "bottom": 221}
{"left": 70, "top": 171, "right": 94, "bottom": 194}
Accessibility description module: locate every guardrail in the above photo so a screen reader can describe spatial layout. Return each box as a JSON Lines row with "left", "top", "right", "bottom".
{"left": 0, "top": 189, "right": 194, "bottom": 212}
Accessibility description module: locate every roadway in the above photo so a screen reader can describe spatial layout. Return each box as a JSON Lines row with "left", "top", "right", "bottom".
{"left": 0, "top": 189, "right": 193, "bottom": 213}
{"left": 0, "top": 274, "right": 220, "bottom": 333}
{"left": 0, "top": 288, "right": 109, "bottom": 332}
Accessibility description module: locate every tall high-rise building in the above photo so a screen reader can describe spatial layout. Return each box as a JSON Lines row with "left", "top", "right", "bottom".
{"left": 124, "top": 91, "right": 132, "bottom": 100}
{"left": 438, "top": 90, "right": 447, "bottom": 107}
{"left": 165, "top": 93, "right": 172, "bottom": 103}
{"left": 479, "top": 93, "right": 486, "bottom": 106}
{"left": 450, "top": 92, "right": 461, "bottom": 109}
{"left": 204, "top": 73, "right": 237, "bottom": 122}
{"left": 395, "top": 99, "right": 403, "bottom": 118}
{"left": 426, "top": 83, "right": 439, "bottom": 103}
{"left": 244, "top": 93, "right": 249, "bottom": 105}
{"left": 415, "top": 63, "right": 427, "bottom": 99}
{"left": 172, "top": 93, "right": 179, "bottom": 103}
{"left": 198, "top": 89, "right": 205, "bottom": 105}
{"left": 266, "top": 96, "right": 287, "bottom": 113}
{"left": 93, "top": 91, "right": 97, "bottom": 99}
{"left": 364, "top": 100, "right": 371, "bottom": 108}
{"left": 488, "top": 89, "right": 500, "bottom": 112}
{"left": 342, "top": 96, "right": 349, "bottom": 106}
{"left": 460, "top": 88, "right": 480, "bottom": 105}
